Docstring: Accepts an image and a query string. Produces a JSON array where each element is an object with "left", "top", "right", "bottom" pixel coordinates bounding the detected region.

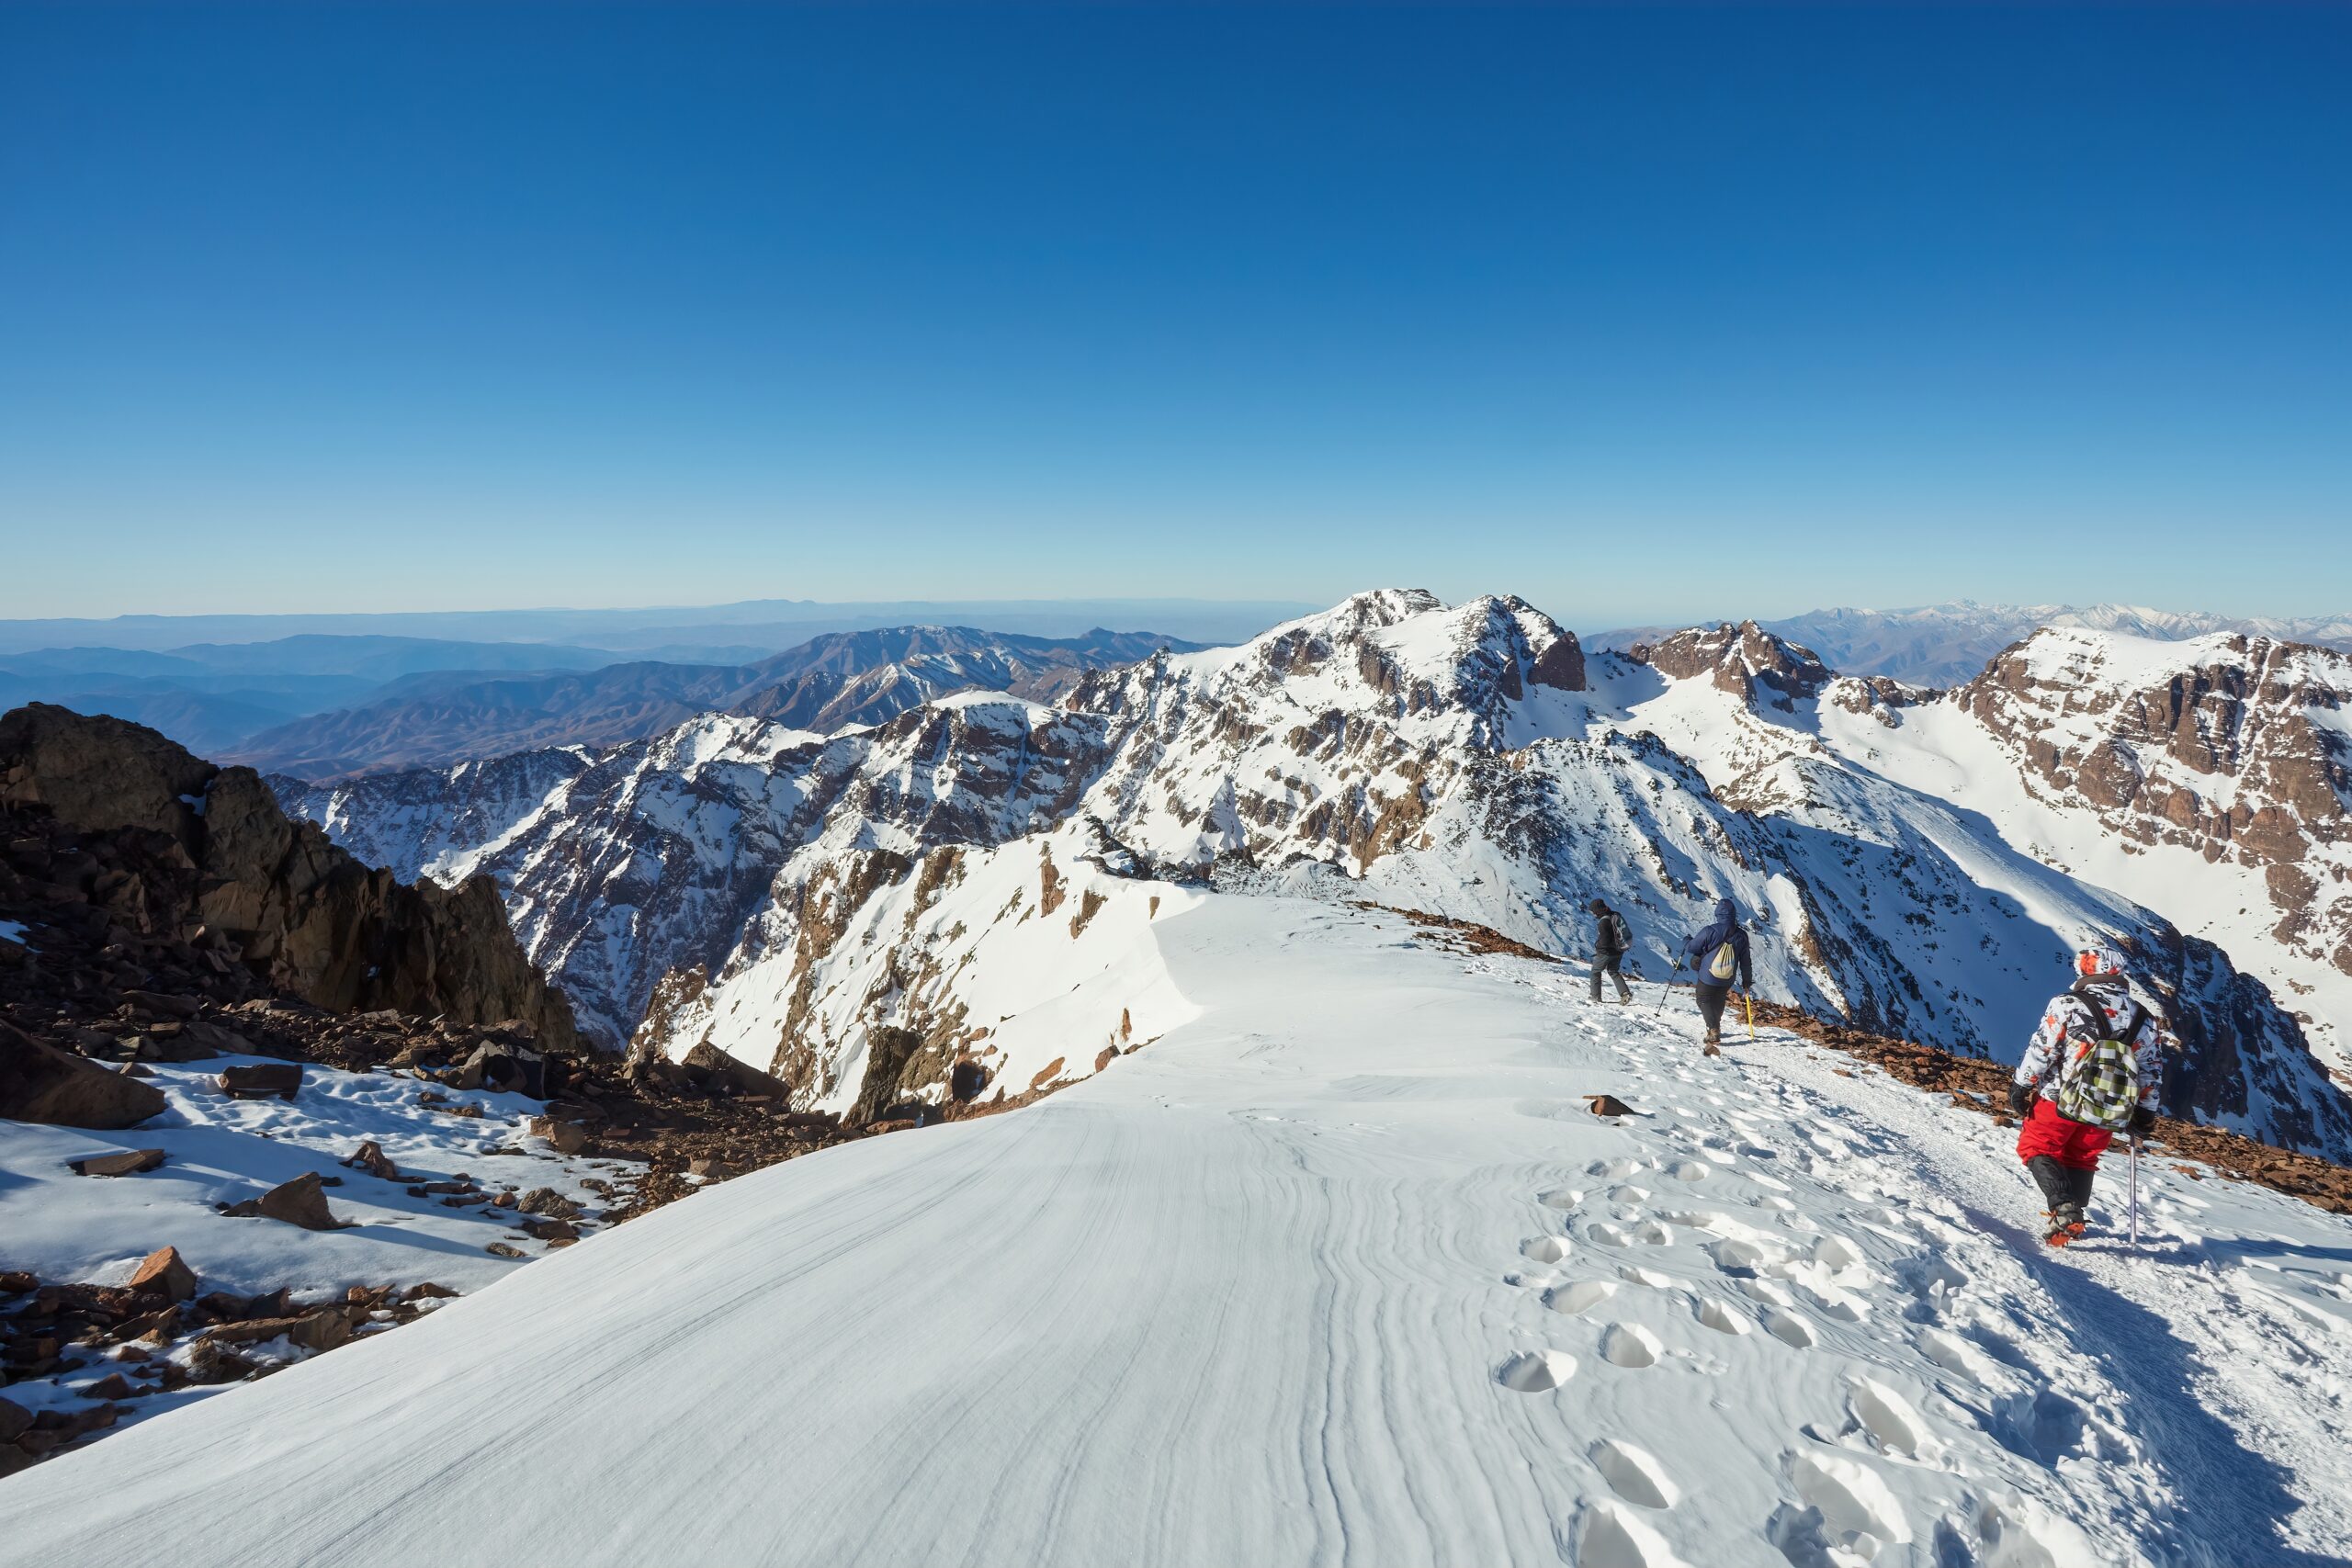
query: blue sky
[{"left": 3, "top": 3, "right": 2346, "bottom": 628}]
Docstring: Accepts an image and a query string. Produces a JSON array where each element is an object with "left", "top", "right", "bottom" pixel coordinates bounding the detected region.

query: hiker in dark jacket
[
  {"left": 1680, "top": 897, "right": 1753, "bottom": 1055},
  {"left": 1588, "top": 897, "right": 1634, "bottom": 1004}
]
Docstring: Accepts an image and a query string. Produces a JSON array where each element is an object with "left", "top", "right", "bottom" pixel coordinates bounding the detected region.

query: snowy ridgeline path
[{"left": 6, "top": 898, "right": 2352, "bottom": 1567}]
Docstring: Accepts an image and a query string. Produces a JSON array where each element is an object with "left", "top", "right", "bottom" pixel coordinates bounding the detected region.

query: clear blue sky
[{"left": 3, "top": 3, "right": 2346, "bottom": 627}]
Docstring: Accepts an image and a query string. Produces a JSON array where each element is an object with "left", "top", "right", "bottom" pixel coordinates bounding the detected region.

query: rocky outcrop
[
  {"left": 1959, "top": 631, "right": 2352, "bottom": 980},
  {"left": 1627, "top": 622, "right": 1833, "bottom": 713},
  {"left": 0, "top": 704, "right": 578, "bottom": 1054}
]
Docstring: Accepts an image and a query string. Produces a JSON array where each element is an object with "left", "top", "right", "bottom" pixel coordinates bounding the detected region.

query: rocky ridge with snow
[{"left": 280, "top": 592, "right": 2352, "bottom": 1160}]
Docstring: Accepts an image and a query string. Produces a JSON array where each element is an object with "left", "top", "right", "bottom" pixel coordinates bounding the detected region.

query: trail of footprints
[{"left": 1490, "top": 1021, "right": 2105, "bottom": 1567}]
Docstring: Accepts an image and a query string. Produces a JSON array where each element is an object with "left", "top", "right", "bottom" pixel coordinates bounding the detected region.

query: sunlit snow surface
[{"left": 7, "top": 897, "right": 2351, "bottom": 1566}]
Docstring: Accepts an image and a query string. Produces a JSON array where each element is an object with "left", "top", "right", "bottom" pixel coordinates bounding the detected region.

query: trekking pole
[
  {"left": 1743, "top": 991, "right": 1756, "bottom": 1042},
  {"left": 1655, "top": 957, "right": 1679, "bottom": 1014},
  {"left": 2128, "top": 1134, "right": 2142, "bottom": 1251}
]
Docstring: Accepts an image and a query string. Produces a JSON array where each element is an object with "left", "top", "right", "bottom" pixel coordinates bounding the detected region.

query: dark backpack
[{"left": 1601, "top": 912, "right": 1630, "bottom": 953}]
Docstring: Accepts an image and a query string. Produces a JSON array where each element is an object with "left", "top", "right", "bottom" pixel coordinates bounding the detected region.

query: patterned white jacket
[{"left": 2014, "top": 976, "right": 2165, "bottom": 1097}]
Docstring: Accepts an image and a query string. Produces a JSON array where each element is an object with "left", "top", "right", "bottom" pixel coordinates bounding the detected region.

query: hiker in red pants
[{"left": 2007, "top": 946, "right": 2165, "bottom": 1247}]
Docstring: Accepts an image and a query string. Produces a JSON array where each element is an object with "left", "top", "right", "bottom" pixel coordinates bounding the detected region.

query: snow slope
[
  {"left": 8, "top": 896, "right": 2350, "bottom": 1566},
  {"left": 0, "top": 1054, "right": 630, "bottom": 1448}
]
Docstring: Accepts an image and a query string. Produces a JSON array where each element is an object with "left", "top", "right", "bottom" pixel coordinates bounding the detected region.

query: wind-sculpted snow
[
  {"left": 10, "top": 898, "right": 2352, "bottom": 1566},
  {"left": 289, "top": 590, "right": 2352, "bottom": 1159}
]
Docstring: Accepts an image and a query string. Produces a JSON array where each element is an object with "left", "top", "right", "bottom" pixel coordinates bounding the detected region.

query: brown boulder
[
  {"left": 127, "top": 1246, "right": 198, "bottom": 1304},
  {"left": 527, "top": 1115, "right": 588, "bottom": 1155},
  {"left": 122, "top": 988, "right": 200, "bottom": 1019},
  {"left": 0, "top": 1019, "right": 167, "bottom": 1128},
  {"left": 202, "top": 1310, "right": 353, "bottom": 1353},
  {"left": 84, "top": 1371, "right": 134, "bottom": 1401},
  {"left": 223, "top": 1171, "right": 347, "bottom": 1230},
  {"left": 69, "top": 1148, "right": 166, "bottom": 1178},
  {"left": 681, "top": 1043, "right": 791, "bottom": 1100},
  {"left": 340, "top": 1140, "right": 401, "bottom": 1180},
  {"left": 0, "top": 1393, "right": 30, "bottom": 1443},
  {"left": 1585, "top": 1093, "right": 1636, "bottom": 1118},
  {"left": 218, "top": 1062, "right": 303, "bottom": 1100}
]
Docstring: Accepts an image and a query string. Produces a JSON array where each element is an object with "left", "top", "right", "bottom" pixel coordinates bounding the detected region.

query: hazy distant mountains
[
  {"left": 227, "top": 626, "right": 1193, "bottom": 778},
  {"left": 1595, "top": 601, "right": 2352, "bottom": 686},
  {"left": 0, "top": 597, "right": 1317, "bottom": 657},
  {"left": 0, "top": 599, "right": 1290, "bottom": 773}
]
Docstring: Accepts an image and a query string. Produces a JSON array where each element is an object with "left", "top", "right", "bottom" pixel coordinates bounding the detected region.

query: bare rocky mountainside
[
  {"left": 1597, "top": 601, "right": 2352, "bottom": 686},
  {"left": 278, "top": 590, "right": 2352, "bottom": 1162},
  {"left": 227, "top": 626, "right": 1191, "bottom": 779}
]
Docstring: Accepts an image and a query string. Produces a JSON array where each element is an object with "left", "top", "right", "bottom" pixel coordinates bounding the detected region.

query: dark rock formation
[
  {"left": 0, "top": 1019, "right": 166, "bottom": 1128},
  {"left": 0, "top": 704, "right": 578, "bottom": 1053}
]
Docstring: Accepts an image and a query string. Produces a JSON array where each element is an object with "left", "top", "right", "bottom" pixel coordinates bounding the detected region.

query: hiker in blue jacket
[{"left": 1681, "top": 897, "right": 1753, "bottom": 1056}]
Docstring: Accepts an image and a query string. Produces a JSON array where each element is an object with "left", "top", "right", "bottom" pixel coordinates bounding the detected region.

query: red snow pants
[{"left": 2016, "top": 1099, "right": 2111, "bottom": 1170}]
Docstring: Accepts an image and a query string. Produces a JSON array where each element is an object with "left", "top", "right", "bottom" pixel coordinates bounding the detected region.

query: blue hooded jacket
[{"left": 1682, "top": 897, "right": 1753, "bottom": 990}]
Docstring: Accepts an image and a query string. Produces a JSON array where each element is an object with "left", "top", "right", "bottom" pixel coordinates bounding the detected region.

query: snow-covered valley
[{"left": 8, "top": 894, "right": 2352, "bottom": 1566}]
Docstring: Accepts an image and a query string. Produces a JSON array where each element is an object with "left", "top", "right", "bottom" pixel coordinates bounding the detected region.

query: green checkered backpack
[{"left": 2052, "top": 987, "right": 2147, "bottom": 1131}]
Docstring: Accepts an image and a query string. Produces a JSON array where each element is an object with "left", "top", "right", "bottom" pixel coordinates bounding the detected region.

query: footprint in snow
[
  {"left": 1495, "top": 1348, "right": 1577, "bottom": 1393},
  {"left": 1521, "top": 1235, "right": 1571, "bottom": 1265},
  {"left": 1695, "top": 1297, "right": 1752, "bottom": 1336},
  {"left": 1575, "top": 1500, "right": 1692, "bottom": 1568},
  {"left": 1589, "top": 1438, "right": 1679, "bottom": 1508},
  {"left": 1545, "top": 1279, "right": 1617, "bottom": 1315},
  {"left": 1600, "top": 1323, "right": 1664, "bottom": 1369}
]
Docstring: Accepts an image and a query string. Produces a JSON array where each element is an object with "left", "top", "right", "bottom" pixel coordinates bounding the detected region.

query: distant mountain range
[
  {"left": 0, "top": 597, "right": 1318, "bottom": 656},
  {"left": 225, "top": 626, "right": 1194, "bottom": 777},
  {"left": 1594, "top": 602, "right": 2352, "bottom": 686}
]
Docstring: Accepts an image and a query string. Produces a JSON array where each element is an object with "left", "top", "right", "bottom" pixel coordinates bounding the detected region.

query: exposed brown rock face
[
  {"left": 1959, "top": 632, "right": 2352, "bottom": 979},
  {"left": 1627, "top": 622, "right": 1833, "bottom": 713},
  {"left": 0, "top": 1018, "right": 167, "bottom": 1128},
  {"left": 0, "top": 705, "right": 578, "bottom": 1053}
]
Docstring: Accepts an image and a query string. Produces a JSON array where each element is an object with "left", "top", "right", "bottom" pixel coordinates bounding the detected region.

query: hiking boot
[
  {"left": 2044, "top": 1201, "right": 2086, "bottom": 1247},
  {"left": 1702, "top": 1037, "right": 1722, "bottom": 1058}
]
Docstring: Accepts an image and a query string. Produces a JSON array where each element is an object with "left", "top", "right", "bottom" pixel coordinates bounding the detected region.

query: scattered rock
[
  {"left": 126, "top": 1246, "right": 198, "bottom": 1304},
  {"left": 527, "top": 1115, "right": 589, "bottom": 1155},
  {"left": 221, "top": 1171, "right": 346, "bottom": 1231},
  {"left": 403, "top": 1281, "right": 458, "bottom": 1301},
  {"left": 69, "top": 1147, "right": 166, "bottom": 1178},
  {"left": 1585, "top": 1093, "right": 1635, "bottom": 1118},
  {"left": 515, "top": 1188, "right": 582, "bottom": 1220},
  {"left": 202, "top": 1310, "right": 353, "bottom": 1353},
  {"left": 0, "top": 1393, "right": 31, "bottom": 1443},
  {"left": 84, "top": 1371, "right": 134, "bottom": 1401},
  {"left": 484, "top": 1242, "right": 527, "bottom": 1259},
  {"left": 217, "top": 1062, "right": 303, "bottom": 1100},
  {"left": 339, "top": 1140, "right": 401, "bottom": 1181}
]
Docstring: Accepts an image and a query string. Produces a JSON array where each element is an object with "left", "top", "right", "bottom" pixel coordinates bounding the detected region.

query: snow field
[
  {"left": 0, "top": 1055, "right": 631, "bottom": 1441},
  {"left": 11, "top": 896, "right": 2346, "bottom": 1562}
]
